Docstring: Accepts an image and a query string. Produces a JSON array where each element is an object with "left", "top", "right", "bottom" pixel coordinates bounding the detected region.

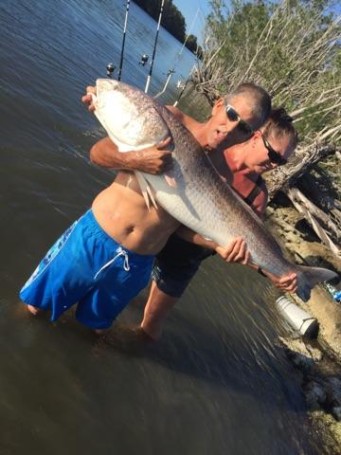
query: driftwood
[
  {"left": 287, "top": 187, "right": 340, "bottom": 256},
  {"left": 264, "top": 143, "right": 341, "bottom": 258},
  {"left": 265, "top": 143, "right": 337, "bottom": 198}
]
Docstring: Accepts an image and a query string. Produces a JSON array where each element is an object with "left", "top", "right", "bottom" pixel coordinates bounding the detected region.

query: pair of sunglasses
[
  {"left": 262, "top": 136, "right": 287, "bottom": 165},
  {"left": 225, "top": 104, "right": 254, "bottom": 135}
]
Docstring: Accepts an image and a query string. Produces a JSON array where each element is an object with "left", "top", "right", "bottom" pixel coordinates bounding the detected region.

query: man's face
[
  {"left": 245, "top": 132, "right": 294, "bottom": 173},
  {"left": 206, "top": 95, "right": 256, "bottom": 150}
]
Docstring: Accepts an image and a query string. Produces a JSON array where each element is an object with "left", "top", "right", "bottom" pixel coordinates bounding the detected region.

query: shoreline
[
  {"left": 266, "top": 204, "right": 341, "bottom": 452},
  {"left": 179, "top": 87, "right": 341, "bottom": 448}
]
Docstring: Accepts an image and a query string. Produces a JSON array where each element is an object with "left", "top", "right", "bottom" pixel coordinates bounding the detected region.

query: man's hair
[
  {"left": 263, "top": 107, "right": 298, "bottom": 148},
  {"left": 229, "top": 82, "right": 272, "bottom": 129}
]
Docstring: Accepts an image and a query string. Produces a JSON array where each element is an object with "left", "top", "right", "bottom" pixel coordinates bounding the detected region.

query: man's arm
[
  {"left": 82, "top": 87, "right": 173, "bottom": 174},
  {"left": 175, "top": 226, "right": 250, "bottom": 264},
  {"left": 251, "top": 187, "right": 268, "bottom": 218},
  {"left": 252, "top": 266, "right": 298, "bottom": 293},
  {"left": 248, "top": 187, "right": 298, "bottom": 292},
  {"left": 90, "top": 136, "right": 173, "bottom": 174},
  {"left": 176, "top": 226, "right": 298, "bottom": 292}
]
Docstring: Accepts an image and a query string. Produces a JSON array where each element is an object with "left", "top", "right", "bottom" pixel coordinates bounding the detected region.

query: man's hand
[
  {"left": 81, "top": 86, "right": 96, "bottom": 112},
  {"left": 264, "top": 271, "right": 298, "bottom": 293},
  {"left": 215, "top": 237, "right": 298, "bottom": 293},
  {"left": 90, "top": 136, "right": 173, "bottom": 174},
  {"left": 133, "top": 137, "right": 173, "bottom": 174},
  {"left": 215, "top": 237, "right": 250, "bottom": 264}
]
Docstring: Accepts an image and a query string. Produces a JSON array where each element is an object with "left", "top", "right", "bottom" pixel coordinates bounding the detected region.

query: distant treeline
[{"left": 133, "top": 0, "right": 202, "bottom": 57}]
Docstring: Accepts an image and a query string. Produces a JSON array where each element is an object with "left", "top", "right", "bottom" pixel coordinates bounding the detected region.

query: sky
[{"left": 171, "top": 0, "right": 212, "bottom": 45}]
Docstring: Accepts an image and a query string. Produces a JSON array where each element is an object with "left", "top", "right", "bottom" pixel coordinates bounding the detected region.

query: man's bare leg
[{"left": 140, "top": 280, "right": 178, "bottom": 340}]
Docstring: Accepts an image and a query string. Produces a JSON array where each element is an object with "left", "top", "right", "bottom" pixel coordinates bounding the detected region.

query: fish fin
[
  {"left": 146, "top": 182, "right": 158, "bottom": 209},
  {"left": 135, "top": 172, "right": 151, "bottom": 210},
  {"left": 135, "top": 172, "right": 158, "bottom": 210},
  {"left": 164, "top": 173, "right": 177, "bottom": 188},
  {"left": 296, "top": 265, "right": 338, "bottom": 302}
]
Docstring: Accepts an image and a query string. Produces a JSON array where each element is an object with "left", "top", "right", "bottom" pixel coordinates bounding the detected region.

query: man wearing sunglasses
[
  {"left": 135, "top": 107, "right": 298, "bottom": 340},
  {"left": 216, "top": 107, "right": 296, "bottom": 216}
]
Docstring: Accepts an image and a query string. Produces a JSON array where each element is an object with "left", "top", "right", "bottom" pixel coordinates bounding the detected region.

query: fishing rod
[
  {"left": 173, "top": 66, "right": 195, "bottom": 107},
  {"left": 144, "top": 0, "right": 165, "bottom": 94},
  {"left": 117, "top": 0, "right": 131, "bottom": 81},
  {"left": 153, "top": 69, "right": 175, "bottom": 98},
  {"left": 154, "top": 7, "right": 200, "bottom": 99}
]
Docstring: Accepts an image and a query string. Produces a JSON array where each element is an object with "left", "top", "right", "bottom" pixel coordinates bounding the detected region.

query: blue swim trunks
[{"left": 20, "top": 210, "right": 154, "bottom": 329}]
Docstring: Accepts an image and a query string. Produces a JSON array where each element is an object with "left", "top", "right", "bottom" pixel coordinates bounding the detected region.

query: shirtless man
[
  {"left": 19, "top": 82, "right": 271, "bottom": 332},
  {"left": 90, "top": 106, "right": 298, "bottom": 340}
]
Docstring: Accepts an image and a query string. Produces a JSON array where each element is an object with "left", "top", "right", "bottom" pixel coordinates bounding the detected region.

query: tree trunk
[
  {"left": 265, "top": 143, "right": 337, "bottom": 198},
  {"left": 287, "top": 187, "right": 340, "bottom": 255},
  {"left": 264, "top": 143, "right": 340, "bottom": 256}
]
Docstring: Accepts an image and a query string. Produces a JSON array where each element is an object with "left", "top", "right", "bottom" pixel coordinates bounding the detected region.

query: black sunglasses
[
  {"left": 225, "top": 104, "right": 253, "bottom": 135},
  {"left": 262, "top": 136, "right": 287, "bottom": 166}
]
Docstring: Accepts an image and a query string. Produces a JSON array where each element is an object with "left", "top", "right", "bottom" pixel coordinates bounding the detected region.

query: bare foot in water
[
  {"left": 27, "top": 304, "right": 41, "bottom": 316},
  {"left": 96, "top": 325, "right": 155, "bottom": 351}
]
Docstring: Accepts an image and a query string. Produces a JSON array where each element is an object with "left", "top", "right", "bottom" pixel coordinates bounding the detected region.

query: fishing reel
[
  {"left": 106, "top": 63, "right": 116, "bottom": 77},
  {"left": 139, "top": 54, "right": 149, "bottom": 66}
]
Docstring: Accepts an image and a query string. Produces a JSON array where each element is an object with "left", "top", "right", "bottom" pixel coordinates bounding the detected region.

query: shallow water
[{"left": 0, "top": 0, "right": 324, "bottom": 453}]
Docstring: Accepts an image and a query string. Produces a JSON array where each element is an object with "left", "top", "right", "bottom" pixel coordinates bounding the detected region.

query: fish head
[{"left": 93, "top": 79, "right": 170, "bottom": 152}]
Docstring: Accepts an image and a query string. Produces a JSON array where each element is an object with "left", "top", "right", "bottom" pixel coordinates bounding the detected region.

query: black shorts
[
  {"left": 151, "top": 258, "right": 201, "bottom": 298},
  {"left": 152, "top": 234, "right": 214, "bottom": 298}
]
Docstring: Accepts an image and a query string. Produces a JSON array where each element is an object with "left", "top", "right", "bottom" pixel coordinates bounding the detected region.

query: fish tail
[{"left": 296, "top": 265, "right": 338, "bottom": 302}]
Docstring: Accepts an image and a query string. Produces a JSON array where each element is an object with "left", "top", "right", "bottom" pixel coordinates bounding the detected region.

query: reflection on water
[{"left": 0, "top": 0, "right": 324, "bottom": 453}]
